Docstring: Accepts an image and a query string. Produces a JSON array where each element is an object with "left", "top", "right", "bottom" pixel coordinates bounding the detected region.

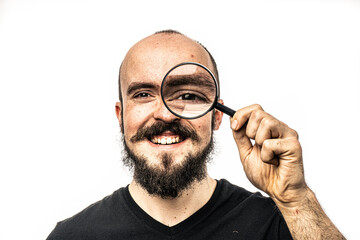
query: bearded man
[{"left": 47, "top": 30, "right": 344, "bottom": 240}]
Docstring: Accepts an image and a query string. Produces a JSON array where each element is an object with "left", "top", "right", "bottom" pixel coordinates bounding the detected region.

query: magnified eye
[
  {"left": 179, "top": 93, "right": 197, "bottom": 100},
  {"left": 161, "top": 62, "right": 235, "bottom": 119},
  {"left": 177, "top": 92, "right": 208, "bottom": 103}
]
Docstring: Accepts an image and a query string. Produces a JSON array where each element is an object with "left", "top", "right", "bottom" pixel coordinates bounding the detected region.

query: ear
[
  {"left": 115, "top": 102, "right": 124, "bottom": 133},
  {"left": 213, "top": 99, "right": 224, "bottom": 130}
]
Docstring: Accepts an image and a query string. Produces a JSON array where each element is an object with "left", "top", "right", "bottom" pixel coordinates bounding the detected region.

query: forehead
[{"left": 120, "top": 34, "right": 213, "bottom": 92}]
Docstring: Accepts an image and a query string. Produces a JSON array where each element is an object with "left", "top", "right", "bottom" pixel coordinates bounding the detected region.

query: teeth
[{"left": 151, "top": 136, "right": 181, "bottom": 145}]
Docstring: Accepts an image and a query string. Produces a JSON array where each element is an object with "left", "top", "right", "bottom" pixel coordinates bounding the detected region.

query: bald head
[{"left": 118, "top": 30, "right": 219, "bottom": 102}]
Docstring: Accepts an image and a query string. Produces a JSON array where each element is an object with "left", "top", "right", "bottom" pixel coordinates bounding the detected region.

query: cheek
[
  {"left": 193, "top": 117, "right": 213, "bottom": 140},
  {"left": 123, "top": 102, "right": 154, "bottom": 135}
]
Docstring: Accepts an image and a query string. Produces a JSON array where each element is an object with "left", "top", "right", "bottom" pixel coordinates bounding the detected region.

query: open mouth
[{"left": 149, "top": 134, "right": 184, "bottom": 145}]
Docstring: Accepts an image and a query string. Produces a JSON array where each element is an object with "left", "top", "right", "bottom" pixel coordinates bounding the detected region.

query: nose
[{"left": 153, "top": 98, "right": 180, "bottom": 123}]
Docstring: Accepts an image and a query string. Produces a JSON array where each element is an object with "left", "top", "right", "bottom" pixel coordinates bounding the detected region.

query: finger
[
  {"left": 230, "top": 105, "right": 264, "bottom": 163},
  {"left": 255, "top": 116, "right": 281, "bottom": 146},
  {"left": 260, "top": 139, "right": 280, "bottom": 165},
  {"left": 245, "top": 110, "right": 293, "bottom": 143},
  {"left": 261, "top": 138, "right": 302, "bottom": 164},
  {"left": 230, "top": 104, "right": 264, "bottom": 131},
  {"left": 256, "top": 118, "right": 298, "bottom": 146},
  {"left": 232, "top": 123, "right": 253, "bottom": 164},
  {"left": 245, "top": 109, "right": 268, "bottom": 140}
]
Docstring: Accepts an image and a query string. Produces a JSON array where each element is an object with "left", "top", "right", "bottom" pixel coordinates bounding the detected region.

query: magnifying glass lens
[{"left": 162, "top": 63, "right": 217, "bottom": 119}]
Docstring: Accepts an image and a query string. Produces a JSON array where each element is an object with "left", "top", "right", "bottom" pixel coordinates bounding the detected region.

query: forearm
[{"left": 274, "top": 187, "right": 345, "bottom": 240}]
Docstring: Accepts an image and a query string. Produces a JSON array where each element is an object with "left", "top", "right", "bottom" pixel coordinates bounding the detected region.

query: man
[{"left": 47, "top": 30, "right": 345, "bottom": 239}]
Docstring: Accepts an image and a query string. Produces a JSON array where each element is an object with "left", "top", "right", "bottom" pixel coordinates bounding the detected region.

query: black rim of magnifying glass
[{"left": 161, "top": 62, "right": 219, "bottom": 120}]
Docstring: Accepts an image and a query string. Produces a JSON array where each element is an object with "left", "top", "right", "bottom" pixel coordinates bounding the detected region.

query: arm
[
  {"left": 275, "top": 187, "right": 344, "bottom": 239},
  {"left": 230, "top": 104, "right": 345, "bottom": 239}
]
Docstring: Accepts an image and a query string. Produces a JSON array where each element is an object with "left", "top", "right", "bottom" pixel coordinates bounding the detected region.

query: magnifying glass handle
[{"left": 215, "top": 102, "right": 236, "bottom": 117}]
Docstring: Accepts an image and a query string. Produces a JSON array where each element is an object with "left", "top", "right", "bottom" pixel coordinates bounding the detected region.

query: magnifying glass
[{"left": 161, "top": 62, "right": 236, "bottom": 119}]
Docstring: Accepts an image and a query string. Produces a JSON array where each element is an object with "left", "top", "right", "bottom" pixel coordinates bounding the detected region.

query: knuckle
[
  {"left": 290, "top": 139, "right": 302, "bottom": 153},
  {"left": 252, "top": 103, "right": 264, "bottom": 111},
  {"left": 292, "top": 129, "right": 299, "bottom": 139},
  {"left": 262, "top": 139, "right": 272, "bottom": 149},
  {"left": 294, "top": 140, "right": 302, "bottom": 150},
  {"left": 252, "top": 109, "right": 265, "bottom": 120},
  {"left": 261, "top": 117, "right": 279, "bottom": 132},
  {"left": 262, "top": 116, "right": 274, "bottom": 127},
  {"left": 285, "top": 127, "right": 299, "bottom": 139}
]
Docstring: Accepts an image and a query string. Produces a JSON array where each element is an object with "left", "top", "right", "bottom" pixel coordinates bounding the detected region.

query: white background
[{"left": 1, "top": 0, "right": 359, "bottom": 239}]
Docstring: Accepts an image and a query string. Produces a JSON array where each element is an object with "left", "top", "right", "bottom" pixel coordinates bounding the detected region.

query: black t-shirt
[{"left": 47, "top": 179, "right": 292, "bottom": 239}]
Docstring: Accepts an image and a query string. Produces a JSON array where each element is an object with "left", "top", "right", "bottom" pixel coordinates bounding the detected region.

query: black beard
[{"left": 121, "top": 122, "right": 214, "bottom": 199}]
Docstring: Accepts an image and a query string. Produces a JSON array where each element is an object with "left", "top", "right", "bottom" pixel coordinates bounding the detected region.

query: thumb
[{"left": 231, "top": 118, "right": 253, "bottom": 163}]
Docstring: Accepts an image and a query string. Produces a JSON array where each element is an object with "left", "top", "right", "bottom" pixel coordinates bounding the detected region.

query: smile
[{"left": 150, "top": 135, "right": 183, "bottom": 145}]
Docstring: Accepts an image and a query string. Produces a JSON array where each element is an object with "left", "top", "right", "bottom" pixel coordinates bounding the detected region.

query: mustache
[{"left": 130, "top": 121, "right": 200, "bottom": 143}]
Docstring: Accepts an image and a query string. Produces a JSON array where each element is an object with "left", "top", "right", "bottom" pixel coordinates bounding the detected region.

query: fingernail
[{"left": 231, "top": 120, "right": 238, "bottom": 130}]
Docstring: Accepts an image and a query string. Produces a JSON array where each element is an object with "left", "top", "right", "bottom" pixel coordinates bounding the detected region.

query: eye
[
  {"left": 179, "top": 93, "right": 197, "bottom": 100},
  {"left": 178, "top": 93, "right": 208, "bottom": 103},
  {"left": 134, "top": 92, "right": 150, "bottom": 98}
]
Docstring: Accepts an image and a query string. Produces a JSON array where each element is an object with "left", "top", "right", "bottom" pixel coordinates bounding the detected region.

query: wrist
[{"left": 272, "top": 186, "right": 314, "bottom": 214}]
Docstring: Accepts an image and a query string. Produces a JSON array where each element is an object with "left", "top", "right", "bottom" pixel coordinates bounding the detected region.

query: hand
[{"left": 231, "top": 104, "right": 307, "bottom": 205}]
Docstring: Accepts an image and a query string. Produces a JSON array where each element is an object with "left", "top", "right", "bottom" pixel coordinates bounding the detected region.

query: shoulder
[
  {"left": 47, "top": 187, "right": 126, "bottom": 240},
  {"left": 208, "top": 179, "right": 291, "bottom": 239},
  {"left": 218, "top": 179, "right": 273, "bottom": 202},
  {"left": 216, "top": 179, "right": 280, "bottom": 215}
]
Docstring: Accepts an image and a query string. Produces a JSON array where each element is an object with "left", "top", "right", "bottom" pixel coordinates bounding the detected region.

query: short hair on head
[
  {"left": 118, "top": 29, "right": 220, "bottom": 102},
  {"left": 154, "top": 29, "right": 182, "bottom": 35}
]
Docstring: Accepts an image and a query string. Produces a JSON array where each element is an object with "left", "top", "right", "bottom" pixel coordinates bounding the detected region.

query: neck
[{"left": 128, "top": 175, "right": 217, "bottom": 227}]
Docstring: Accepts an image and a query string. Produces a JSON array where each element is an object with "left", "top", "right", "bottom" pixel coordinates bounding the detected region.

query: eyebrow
[
  {"left": 126, "top": 82, "right": 159, "bottom": 96},
  {"left": 165, "top": 74, "right": 215, "bottom": 89}
]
